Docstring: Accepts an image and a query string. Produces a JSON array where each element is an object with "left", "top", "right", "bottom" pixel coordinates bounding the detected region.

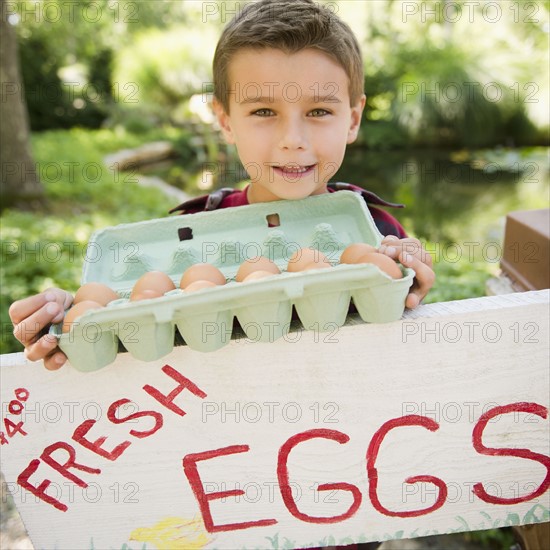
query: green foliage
[
  {"left": 1, "top": 128, "right": 177, "bottom": 355},
  {"left": 28, "top": 128, "right": 176, "bottom": 216},
  {"left": 17, "top": 33, "right": 75, "bottom": 130},
  {"left": 425, "top": 250, "right": 496, "bottom": 304},
  {"left": 356, "top": 120, "right": 409, "bottom": 151},
  {"left": 357, "top": 0, "right": 549, "bottom": 149},
  {"left": 14, "top": 0, "right": 124, "bottom": 129},
  {"left": 12, "top": 0, "right": 192, "bottom": 130},
  {"left": 112, "top": 25, "right": 217, "bottom": 122},
  {"left": 360, "top": 42, "right": 540, "bottom": 149},
  {"left": 464, "top": 527, "right": 516, "bottom": 549}
]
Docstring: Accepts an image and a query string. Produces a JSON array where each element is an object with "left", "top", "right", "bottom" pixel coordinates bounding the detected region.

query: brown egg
[
  {"left": 242, "top": 270, "right": 277, "bottom": 282},
  {"left": 340, "top": 243, "right": 378, "bottom": 264},
  {"left": 184, "top": 280, "right": 218, "bottom": 292},
  {"left": 180, "top": 263, "right": 226, "bottom": 289},
  {"left": 287, "top": 248, "right": 331, "bottom": 272},
  {"left": 236, "top": 257, "right": 280, "bottom": 282},
  {"left": 73, "top": 282, "right": 119, "bottom": 306},
  {"left": 130, "top": 289, "right": 163, "bottom": 301},
  {"left": 300, "top": 261, "right": 332, "bottom": 271},
  {"left": 131, "top": 271, "right": 175, "bottom": 300},
  {"left": 358, "top": 252, "right": 403, "bottom": 279},
  {"left": 62, "top": 300, "right": 103, "bottom": 333}
]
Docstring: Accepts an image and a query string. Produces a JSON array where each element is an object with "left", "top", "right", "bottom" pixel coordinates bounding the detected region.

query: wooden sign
[{"left": 1, "top": 291, "right": 549, "bottom": 550}]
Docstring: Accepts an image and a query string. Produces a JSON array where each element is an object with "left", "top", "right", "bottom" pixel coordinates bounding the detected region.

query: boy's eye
[
  {"left": 252, "top": 108, "right": 275, "bottom": 117},
  {"left": 308, "top": 108, "right": 331, "bottom": 117}
]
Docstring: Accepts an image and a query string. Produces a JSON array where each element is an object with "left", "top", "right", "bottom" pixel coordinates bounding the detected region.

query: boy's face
[{"left": 214, "top": 48, "right": 366, "bottom": 203}]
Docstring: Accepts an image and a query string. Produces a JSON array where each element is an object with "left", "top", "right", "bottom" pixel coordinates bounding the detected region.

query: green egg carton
[{"left": 55, "top": 191, "right": 414, "bottom": 371}]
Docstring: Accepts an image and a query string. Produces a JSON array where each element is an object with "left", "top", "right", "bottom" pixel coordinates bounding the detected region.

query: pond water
[
  {"left": 144, "top": 146, "right": 549, "bottom": 245},
  {"left": 335, "top": 147, "right": 549, "bottom": 244}
]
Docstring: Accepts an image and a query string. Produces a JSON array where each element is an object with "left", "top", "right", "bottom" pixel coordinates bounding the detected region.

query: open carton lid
[{"left": 83, "top": 191, "right": 386, "bottom": 292}]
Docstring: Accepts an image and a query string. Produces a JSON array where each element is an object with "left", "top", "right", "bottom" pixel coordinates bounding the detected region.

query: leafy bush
[
  {"left": 360, "top": 43, "right": 541, "bottom": 149},
  {"left": 464, "top": 526, "right": 516, "bottom": 549},
  {"left": 15, "top": 0, "right": 119, "bottom": 130},
  {"left": 112, "top": 25, "right": 218, "bottom": 122}
]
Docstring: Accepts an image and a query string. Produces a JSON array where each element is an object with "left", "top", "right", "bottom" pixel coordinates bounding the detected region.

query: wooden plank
[{"left": 1, "top": 291, "right": 549, "bottom": 550}]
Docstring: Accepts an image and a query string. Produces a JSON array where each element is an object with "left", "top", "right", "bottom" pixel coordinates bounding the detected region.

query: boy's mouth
[{"left": 274, "top": 164, "right": 316, "bottom": 177}]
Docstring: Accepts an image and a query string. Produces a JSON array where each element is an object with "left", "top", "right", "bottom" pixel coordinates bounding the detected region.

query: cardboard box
[{"left": 501, "top": 209, "right": 550, "bottom": 291}]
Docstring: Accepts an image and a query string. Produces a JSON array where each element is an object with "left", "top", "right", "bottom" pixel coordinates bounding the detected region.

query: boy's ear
[
  {"left": 347, "top": 94, "right": 367, "bottom": 144},
  {"left": 212, "top": 97, "right": 235, "bottom": 144}
]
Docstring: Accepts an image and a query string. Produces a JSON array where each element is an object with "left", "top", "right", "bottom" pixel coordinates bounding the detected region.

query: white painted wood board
[{"left": 1, "top": 291, "right": 549, "bottom": 549}]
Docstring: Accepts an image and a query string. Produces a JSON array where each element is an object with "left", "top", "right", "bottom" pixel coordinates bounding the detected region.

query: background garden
[{"left": 1, "top": 2, "right": 549, "bottom": 548}]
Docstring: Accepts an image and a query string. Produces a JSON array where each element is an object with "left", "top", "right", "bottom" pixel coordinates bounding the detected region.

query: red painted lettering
[
  {"left": 3, "top": 417, "right": 27, "bottom": 438},
  {"left": 73, "top": 420, "right": 131, "bottom": 461},
  {"left": 277, "top": 429, "right": 362, "bottom": 523},
  {"left": 41, "top": 441, "right": 100, "bottom": 487},
  {"left": 15, "top": 387, "right": 29, "bottom": 402},
  {"left": 183, "top": 445, "right": 277, "bottom": 532},
  {"left": 17, "top": 459, "right": 68, "bottom": 512},
  {"left": 143, "top": 364, "right": 207, "bottom": 416},
  {"left": 472, "top": 402, "right": 550, "bottom": 504},
  {"left": 107, "top": 398, "right": 164, "bottom": 438},
  {"left": 17, "top": 442, "right": 101, "bottom": 512},
  {"left": 367, "top": 415, "right": 447, "bottom": 517}
]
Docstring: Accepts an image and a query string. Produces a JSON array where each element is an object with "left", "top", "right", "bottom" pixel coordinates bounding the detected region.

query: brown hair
[{"left": 213, "top": 0, "right": 364, "bottom": 112}]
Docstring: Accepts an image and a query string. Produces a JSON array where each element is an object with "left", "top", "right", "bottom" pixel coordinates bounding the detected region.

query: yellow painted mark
[{"left": 130, "top": 515, "right": 212, "bottom": 550}]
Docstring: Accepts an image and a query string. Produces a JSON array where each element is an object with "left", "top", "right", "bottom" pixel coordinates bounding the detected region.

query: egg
[
  {"left": 287, "top": 248, "right": 331, "bottom": 272},
  {"left": 130, "top": 289, "right": 163, "bottom": 301},
  {"left": 339, "top": 243, "right": 378, "bottom": 264},
  {"left": 357, "top": 252, "right": 403, "bottom": 279},
  {"left": 242, "top": 270, "right": 277, "bottom": 282},
  {"left": 73, "top": 282, "right": 119, "bottom": 306},
  {"left": 236, "top": 256, "right": 280, "bottom": 282},
  {"left": 131, "top": 271, "right": 175, "bottom": 300},
  {"left": 62, "top": 300, "right": 103, "bottom": 333},
  {"left": 184, "top": 280, "right": 218, "bottom": 292},
  {"left": 180, "top": 263, "right": 226, "bottom": 289}
]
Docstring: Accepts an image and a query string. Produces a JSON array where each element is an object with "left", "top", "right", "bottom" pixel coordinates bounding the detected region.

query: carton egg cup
[{"left": 53, "top": 191, "right": 415, "bottom": 371}]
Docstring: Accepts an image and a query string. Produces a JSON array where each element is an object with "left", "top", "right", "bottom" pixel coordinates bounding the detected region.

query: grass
[{"left": 423, "top": 241, "right": 499, "bottom": 304}]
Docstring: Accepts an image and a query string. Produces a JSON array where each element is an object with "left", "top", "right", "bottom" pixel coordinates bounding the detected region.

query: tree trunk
[{"left": 0, "top": 2, "right": 43, "bottom": 209}]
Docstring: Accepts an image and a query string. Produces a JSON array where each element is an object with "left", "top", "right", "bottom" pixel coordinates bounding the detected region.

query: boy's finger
[
  {"left": 44, "top": 351, "right": 68, "bottom": 371},
  {"left": 405, "top": 292, "right": 421, "bottom": 309},
  {"left": 9, "top": 289, "right": 72, "bottom": 325},
  {"left": 416, "top": 246, "right": 433, "bottom": 267},
  {"left": 399, "top": 252, "right": 435, "bottom": 302},
  {"left": 9, "top": 294, "right": 48, "bottom": 325},
  {"left": 23, "top": 334, "right": 59, "bottom": 362},
  {"left": 378, "top": 244, "right": 398, "bottom": 259},
  {"left": 378, "top": 240, "right": 433, "bottom": 267},
  {"left": 383, "top": 237, "right": 422, "bottom": 256},
  {"left": 13, "top": 302, "right": 65, "bottom": 346}
]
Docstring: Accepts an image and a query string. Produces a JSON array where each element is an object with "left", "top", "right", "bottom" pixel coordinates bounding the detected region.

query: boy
[{"left": 10, "top": 0, "right": 434, "bottom": 375}]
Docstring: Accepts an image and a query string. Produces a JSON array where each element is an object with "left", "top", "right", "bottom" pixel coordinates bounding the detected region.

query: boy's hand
[
  {"left": 377, "top": 235, "right": 435, "bottom": 309},
  {"left": 9, "top": 288, "right": 73, "bottom": 370}
]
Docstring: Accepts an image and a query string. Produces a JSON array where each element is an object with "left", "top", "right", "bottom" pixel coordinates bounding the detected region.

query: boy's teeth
[{"left": 282, "top": 165, "right": 309, "bottom": 173}]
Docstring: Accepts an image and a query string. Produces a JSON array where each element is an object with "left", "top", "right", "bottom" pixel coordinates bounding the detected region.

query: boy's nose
[{"left": 278, "top": 118, "right": 308, "bottom": 150}]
